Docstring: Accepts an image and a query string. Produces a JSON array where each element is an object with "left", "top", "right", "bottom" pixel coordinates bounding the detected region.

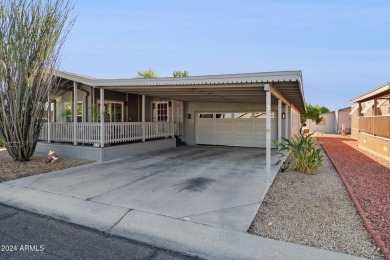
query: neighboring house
[
  {"left": 37, "top": 70, "right": 306, "bottom": 180},
  {"left": 307, "top": 107, "right": 351, "bottom": 134},
  {"left": 350, "top": 82, "right": 390, "bottom": 159}
]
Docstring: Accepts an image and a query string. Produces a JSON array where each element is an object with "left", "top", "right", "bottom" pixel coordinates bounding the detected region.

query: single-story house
[
  {"left": 307, "top": 107, "right": 351, "bottom": 134},
  {"left": 350, "top": 82, "right": 390, "bottom": 159},
  {"left": 37, "top": 70, "right": 306, "bottom": 182}
]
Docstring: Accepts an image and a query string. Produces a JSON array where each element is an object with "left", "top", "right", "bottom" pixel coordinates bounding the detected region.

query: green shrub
[
  {"left": 274, "top": 131, "right": 323, "bottom": 174},
  {"left": 0, "top": 137, "right": 4, "bottom": 148}
]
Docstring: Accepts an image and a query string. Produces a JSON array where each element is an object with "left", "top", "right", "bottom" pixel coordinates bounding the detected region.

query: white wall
[{"left": 308, "top": 112, "right": 336, "bottom": 134}]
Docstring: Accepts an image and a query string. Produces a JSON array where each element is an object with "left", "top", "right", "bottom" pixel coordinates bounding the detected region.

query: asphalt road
[{"left": 0, "top": 203, "right": 196, "bottom": 260}]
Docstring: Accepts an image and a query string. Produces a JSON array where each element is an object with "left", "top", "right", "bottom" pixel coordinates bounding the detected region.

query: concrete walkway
[{"left": 0, "top": 145, "right": 365, "bottom": 259}]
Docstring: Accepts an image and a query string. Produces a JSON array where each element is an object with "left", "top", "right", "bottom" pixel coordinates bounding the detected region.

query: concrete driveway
[
  {"left": 0, "top": 146, "right": 362, "bottom": 259},
  {"left": 4, "top": 145, "right": 280, "bottom": 231}
]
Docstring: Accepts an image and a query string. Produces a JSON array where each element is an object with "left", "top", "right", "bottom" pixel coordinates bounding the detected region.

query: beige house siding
[
  {"left": 290, "top": 105, "right": 301, "bottom": 137},
  {"left": 351, "top": 106, "right": 359, "bottom": 139},
  {"left": 358, "top": 133, "right": 390, "bottom": 159},
  {"left": 379, "top": 100, "right": 389, "bottom": 115}
]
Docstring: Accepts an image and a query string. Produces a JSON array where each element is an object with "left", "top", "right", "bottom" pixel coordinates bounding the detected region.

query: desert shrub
[{"left": 274, "top": 131, "right": 323, "bottom": 174}]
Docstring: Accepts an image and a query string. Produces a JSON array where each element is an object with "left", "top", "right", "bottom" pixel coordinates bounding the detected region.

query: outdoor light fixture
[
  {"left": 187, "top": 114, "right": 192, "bottom": 119},
  {"left": 282, "top": 113, "right": 286, "bottom": 119}
]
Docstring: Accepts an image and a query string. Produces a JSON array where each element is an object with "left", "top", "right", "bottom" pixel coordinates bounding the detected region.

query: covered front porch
[{"left": 40, "top": 70, "right": 306, "bottom": 182}]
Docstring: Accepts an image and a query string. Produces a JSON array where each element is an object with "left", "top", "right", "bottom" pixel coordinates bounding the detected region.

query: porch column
[
  {"left": 73, "top": 82, "right": 77, "bottom": 145},
  {"left": 373, "top": 98, "right": 378, "bottom": 115},
  {"left": 277, "top": 99, "right": 282, "bottom": 147},
  {"left": 47, "top": 91, "right": 51, "bottom": 143},
  {"left": 142, "top": 95, "right": 146, "bottom": 142},
  {"left": 100, "top": 88, "right": 105, "bottom": 148},
  {"left": 171, "top": 100, "right": 175, "bottom": 138},
  {"left": 285, "top": 104, "right": 289, "bottom": 140},
  {"left": 264, "top": 84, "right": 271, "bottom": 183}
]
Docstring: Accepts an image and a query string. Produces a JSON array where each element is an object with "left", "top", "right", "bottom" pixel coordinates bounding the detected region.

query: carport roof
[{"left": 55, "top": 70, "right": 306, "bottom": 113}]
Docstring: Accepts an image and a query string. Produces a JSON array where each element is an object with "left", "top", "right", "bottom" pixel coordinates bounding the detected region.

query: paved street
[{"left": 0, "top": 203, "right": 195, "bottom": 260}]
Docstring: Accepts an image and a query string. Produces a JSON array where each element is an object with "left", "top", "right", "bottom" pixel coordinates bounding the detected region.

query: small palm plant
[{"left": 274, "top": 130, "right": 323, "bottom": 174}]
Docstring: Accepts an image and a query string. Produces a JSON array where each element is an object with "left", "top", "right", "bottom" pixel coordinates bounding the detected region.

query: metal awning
[{"left": 54, "top": 70, "right": 306, "bottom": 113}]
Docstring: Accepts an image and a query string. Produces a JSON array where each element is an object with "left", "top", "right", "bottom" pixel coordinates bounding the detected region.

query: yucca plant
[{"left": 274, "top": 130, "right": 323, "bottom": 174}]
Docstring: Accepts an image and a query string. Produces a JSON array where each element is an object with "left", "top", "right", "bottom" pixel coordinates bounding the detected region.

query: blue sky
[{"left": 61, "top": 0, "right": 390, "bottom": 111}]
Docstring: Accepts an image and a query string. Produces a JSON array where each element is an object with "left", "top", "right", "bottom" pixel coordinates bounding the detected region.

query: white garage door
[{"left": 196, "top": 112, "right": 277, "bottom": 148}]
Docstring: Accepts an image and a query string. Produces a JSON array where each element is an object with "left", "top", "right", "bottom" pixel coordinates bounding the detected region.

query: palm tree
[
  {"left": 173, "top": 71, "right": 189, "bottom": 77},
  {"left": 137, "top": 68, "right": 157, "bottom": 78}
]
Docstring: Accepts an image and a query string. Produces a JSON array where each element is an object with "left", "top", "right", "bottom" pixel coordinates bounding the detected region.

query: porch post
[
  {"left": 171, "top": 100, "right": 174, "bottom": 138},
  {"left": 142, "top": 95, "right": 146, "bottom": 142},
  {"left": 47, "top": 91, "right": 51, "bottom": 143},
  {"left": 73, "top": 82, "right": 77, "bottom": 145},
  {"left": 277, "top": 99, "right": 282, "bottom": 147},
  {"left": 285, "top": 104, "right": 289, "bottom": 140},
  {"left": 100, "top": 88, "right": 105, "bottom": 148},
  {"left": 264, "top": 84, "right": 271, "bottom": 183}
]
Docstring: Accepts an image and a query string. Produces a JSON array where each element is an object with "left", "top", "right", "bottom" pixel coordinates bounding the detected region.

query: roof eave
[{"left": 350, "top": 82, "right": 390, "bottom": 103}]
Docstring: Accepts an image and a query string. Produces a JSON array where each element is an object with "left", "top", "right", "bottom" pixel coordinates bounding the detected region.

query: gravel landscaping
[
  {"left": 0, "top": 149, "right": 93, "bottom": 183},
  {"left": 249, "top": 146, "right": 384, "bottom": 259}
]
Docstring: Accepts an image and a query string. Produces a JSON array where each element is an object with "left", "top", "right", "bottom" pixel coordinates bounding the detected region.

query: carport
[{"left": 93, "top": 71, "right": 305, "bottom": 182}]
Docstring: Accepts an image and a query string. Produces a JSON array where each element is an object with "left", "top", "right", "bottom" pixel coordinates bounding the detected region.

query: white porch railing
[{"left": 39, "top": 122, "right": 175, "bottom": 145}]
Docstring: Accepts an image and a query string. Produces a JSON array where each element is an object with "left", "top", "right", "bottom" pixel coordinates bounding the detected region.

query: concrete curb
[
  {"left": 108, "top": 209, "right": 364, "bottom": 260},
  {"left": 0, "top": 184, "right": 129, "bottom": 232},
  {"left": 319, "top": 141, "right": 390, "bottom": 260}
]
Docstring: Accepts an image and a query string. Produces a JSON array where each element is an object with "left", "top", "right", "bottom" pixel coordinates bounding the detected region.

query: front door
[{"left": 152, "top": 102, "right": 169, "bottom": 122}]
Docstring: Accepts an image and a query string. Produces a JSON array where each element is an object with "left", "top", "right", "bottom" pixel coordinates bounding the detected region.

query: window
[
  {"left": 216, "top": 113, "right": 232, "bottom": 119},
  {"left": 234, "top": 113, "right": 252, "bottom": 119},
  {"left": 152, "top": 102, "right": 169, "bottom": 122},
  {"left": 97, "top": 101, "right": 124, "bottom": 122},
  {"left": 63, "top": 102, "right": 83, "bottom": 122},
  {"left": 254, "top": 112, "right": 274, "bottom": 119},
  {"left": 199, "top": 113, "right": 214, "bottom": 119}
]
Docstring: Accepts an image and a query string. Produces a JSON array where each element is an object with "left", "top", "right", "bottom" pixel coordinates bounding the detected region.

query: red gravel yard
[{"left": 317, "top": 136, "right": 390, "bottom": 258}]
